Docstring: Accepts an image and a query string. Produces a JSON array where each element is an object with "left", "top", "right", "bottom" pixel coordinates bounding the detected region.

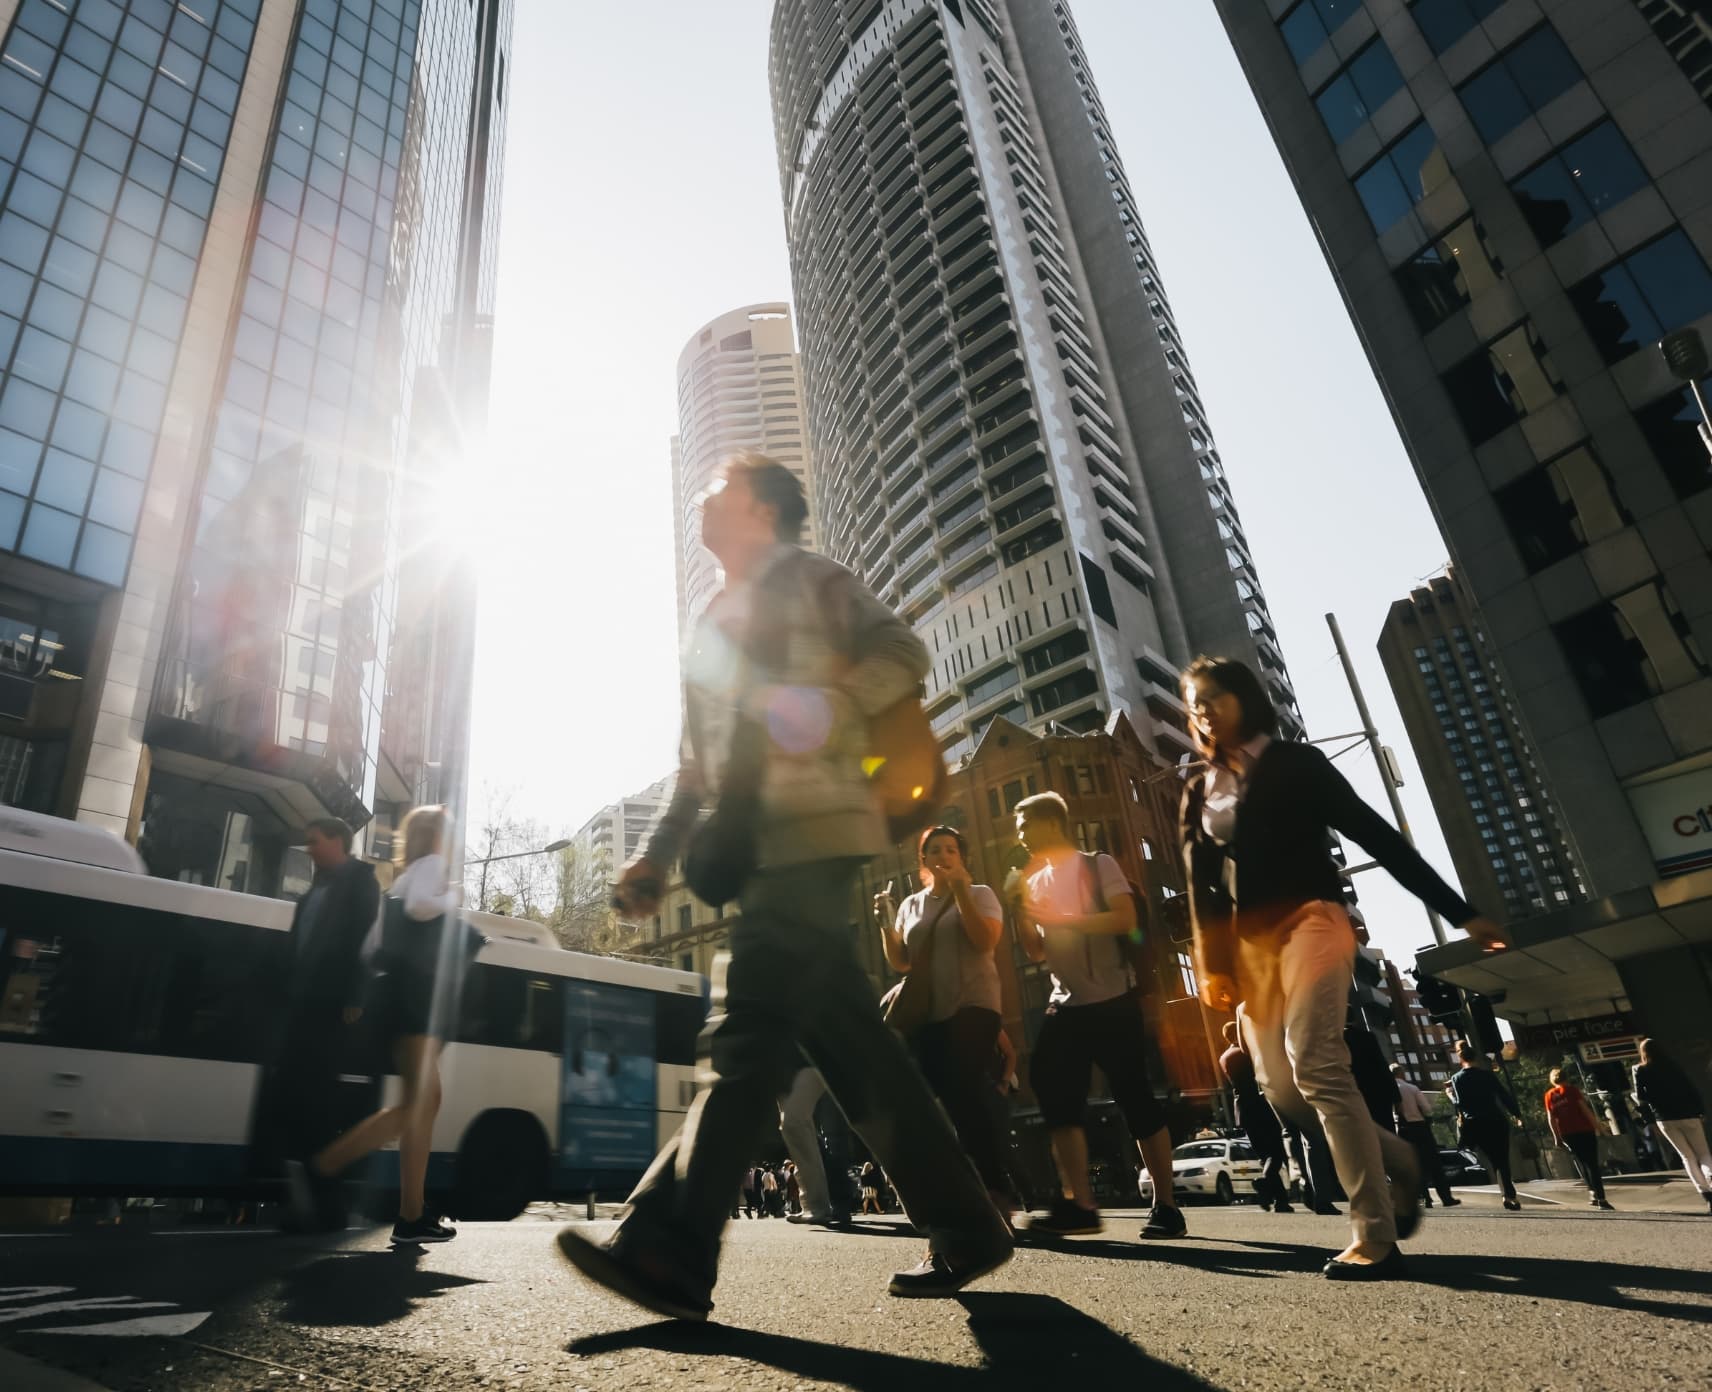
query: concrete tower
[
  {"left": 768, "top": 0, "right": 1307, "bottom": 766},
  {"left": 672, "top": 302, "right": 813, "bottom": 641}
]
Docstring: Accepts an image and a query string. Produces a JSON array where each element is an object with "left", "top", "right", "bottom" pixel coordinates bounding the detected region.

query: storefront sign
[
  {"left": 1626, "top": 762, "right": 1712, "bottom": 878},
  {"left": 1516, "top": 1012, "right": 1636, "bottom": 1051}
]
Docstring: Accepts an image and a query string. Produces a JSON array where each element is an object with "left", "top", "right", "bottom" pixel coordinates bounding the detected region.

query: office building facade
[
  {"left": 768, "top": 0, "right": 1306, "bottom": 766},
  {"left": 1217, "top": 1, "right": 1712, "bottom": 1055},
  {"left": 0, "top": 0, "right": 511, "bottom": 893},
  {"left": 671, "top": 302, "right": 813, "bottom": 642},
  {"left": 1379, "top": 569, "right": 1585, "bottom": 922}
]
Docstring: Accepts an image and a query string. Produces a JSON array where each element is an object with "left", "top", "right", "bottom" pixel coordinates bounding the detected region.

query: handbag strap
[{"left": 910, "top": 890, "right": 957, "bottom": 965}]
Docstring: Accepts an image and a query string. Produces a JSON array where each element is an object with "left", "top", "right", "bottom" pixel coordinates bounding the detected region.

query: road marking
[
  {"left": 0, "top": 1288, "right": 75, "bottom": 1303},
  {"left": 30, "top": 1311, "right": 211, "bottom": 1337},
  {"left": 0, "top": 1298, "right": 179, "bottom": 1326}
]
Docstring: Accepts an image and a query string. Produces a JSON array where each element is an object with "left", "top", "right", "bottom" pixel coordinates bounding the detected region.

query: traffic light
[
  {"left": 1468, "top": 994, "right": 1504, "bottom": 1057},
  {"left": 1412, "top": 970, "right": 1462, "bottom": 1026}
]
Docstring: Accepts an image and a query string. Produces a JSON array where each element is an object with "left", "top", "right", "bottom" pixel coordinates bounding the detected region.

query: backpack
[{"left": 1078, "top": 851, "right": 1152, "bottom": 990}]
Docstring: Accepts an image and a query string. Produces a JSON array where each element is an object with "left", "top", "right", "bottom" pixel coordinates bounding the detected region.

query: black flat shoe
[
  {"left": 555, "top": 1228, "right": 712, "bottom": 1322},
  {"left": 1323, "top": 1247, "right": 1408, "bottom": 1281}
]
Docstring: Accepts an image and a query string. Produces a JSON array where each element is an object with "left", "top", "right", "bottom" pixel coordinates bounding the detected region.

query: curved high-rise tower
[
  {"left": 769, "top": 0, "right": 1303, "bottom": 764},
  {"left": 671, "top": 302, "right": 813, "bottom": 639}
]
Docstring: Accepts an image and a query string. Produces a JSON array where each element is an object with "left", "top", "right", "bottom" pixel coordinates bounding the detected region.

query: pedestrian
[
  {"left": 1392, "top": 1065, "right": 1457, "bottom": 1209},
  {"left": 1631, "top": 1038, "right": 1712, "bottom": 1212},
  {"left": 859, "top": 1160, "right": 884, "bottom": 1215},
  {"left": 291, "top": 805, "right": 466, "bottom": 1245},
  {"left": 1180, "top": 655, "right": 1508, "bottom": 1280},
  {"left": 1544, "top": 1068, "right": 1613, "bottom": 1210},
  {"left": 1011, "top": 791, "right": 1185, "bottom": 1242},
  {"left": 1446, "top": 1041, "right": 1523, "bottom": 1210},
  {"left": 760, "top": 1165, "right": 781, "bottom": 1217},
  {"left": 265, "top": 817, "right": 379, "bottom": 1232},
  {"left": 1219, "top": 1017, "right": 1291, "bottom": 1212},
  {"left": 784, "top": 1161, "right": 801, "bottom": 1215},
  {"left": 875, "top": 825, "right": 1011, "bottom": 1224},
  {"left": 778, "top": 1067, "right": 848, "bottom": 1226},
  {"left": 557, "top": 454, "right": 1010, "bottom": 1318},
  {"left": 741, "top": 1166, "right": 759, "bottom": 1219},
  {"left": 1344, "top": 1014, "right": 1400, "bottom": 1132}
]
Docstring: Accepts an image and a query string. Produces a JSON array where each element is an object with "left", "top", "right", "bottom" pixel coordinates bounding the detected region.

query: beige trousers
[{"left": 1237, "top": 901, "right": 1416, "bottom": 1247}]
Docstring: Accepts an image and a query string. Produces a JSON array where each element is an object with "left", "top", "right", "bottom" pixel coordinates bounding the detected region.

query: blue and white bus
[{"left": 0, "top": 814, "right": 706, "bottom": 1220}]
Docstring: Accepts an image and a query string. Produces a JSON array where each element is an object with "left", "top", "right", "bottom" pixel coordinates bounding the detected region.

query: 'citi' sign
[{"left": 1625, "top": 763, "right": 1712, "bottom": 879}]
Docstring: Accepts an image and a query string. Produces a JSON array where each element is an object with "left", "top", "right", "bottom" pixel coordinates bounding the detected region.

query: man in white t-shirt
[{"left": 1012, "top": 792, "right": 1184, "bottom": 1241}]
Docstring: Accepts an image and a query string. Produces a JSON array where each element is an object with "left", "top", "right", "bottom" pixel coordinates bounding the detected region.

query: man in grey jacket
[{"left": 556, "top": 454, "right": 1011, "bottom": 1318}]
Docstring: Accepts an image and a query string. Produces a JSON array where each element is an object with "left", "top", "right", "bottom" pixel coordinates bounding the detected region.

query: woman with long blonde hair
[{"left": 307, "top": 804, "right": 462, "bottom": 1244}]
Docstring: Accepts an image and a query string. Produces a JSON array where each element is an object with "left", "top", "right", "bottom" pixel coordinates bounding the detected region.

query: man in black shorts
[{"left": 1012, "top": 793, "right": 1185, "bottom": 1241}]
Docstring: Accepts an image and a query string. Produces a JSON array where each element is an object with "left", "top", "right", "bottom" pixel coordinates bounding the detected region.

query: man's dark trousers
[
  {"left": 1400, "top": 1119, "right": 1454, "bottom": 1204},
  {"left": 618, "top": 857, "right": 1008, "bottom": 1291}
]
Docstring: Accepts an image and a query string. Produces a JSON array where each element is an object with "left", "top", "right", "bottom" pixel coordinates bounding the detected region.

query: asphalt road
[{"left": 3, "top": 1182, "right": 1709, "bottom": 1392}]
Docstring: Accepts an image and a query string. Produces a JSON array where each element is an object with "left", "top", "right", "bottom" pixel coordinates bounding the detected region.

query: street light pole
[
  {"left": 465, "top": 838, "right": 572, "bottom": 869},
  {"left": 1325, "top": 611, "right": 1444, "bottom": 948}
]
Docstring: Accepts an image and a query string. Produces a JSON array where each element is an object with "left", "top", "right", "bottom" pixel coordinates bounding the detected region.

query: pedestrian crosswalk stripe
[{"left": 30, "top": 1312, "right": 211, "bottom": 1338}]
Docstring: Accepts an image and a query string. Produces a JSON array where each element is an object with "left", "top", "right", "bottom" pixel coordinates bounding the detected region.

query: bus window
[
  {"left": 458, "top": 964, "right": 564, "bottom": 1053},
  {"left": 655, "top": 991, "right": 705, "bottom": 1067},
  {"left": 0, "top": 890, "right": 160, "bottom": 1051},
  {"left": 157, "top": 918, "right": 289, "bottom": 1064}
]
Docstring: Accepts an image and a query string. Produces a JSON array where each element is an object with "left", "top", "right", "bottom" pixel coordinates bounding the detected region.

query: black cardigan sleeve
[{"left": 1309, "top": 747, "right": 1480, "bottom": 927}]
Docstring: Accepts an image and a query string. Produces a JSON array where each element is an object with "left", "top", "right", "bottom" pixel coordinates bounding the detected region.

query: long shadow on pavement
[
  {"left": 569, "top": 1291, "right": 1216, "bottom": 1389},
  {"left": 1026, "top": 1234, "right": 1712, "bottom": 1323},
  {"left": 279, "top": 1248, "right": 487, "bottom": 1328}
]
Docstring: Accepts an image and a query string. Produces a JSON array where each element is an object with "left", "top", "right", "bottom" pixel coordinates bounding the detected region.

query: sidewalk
[{"left": 1453, "top": 1174, "right": 1709, "bottom": 1214}]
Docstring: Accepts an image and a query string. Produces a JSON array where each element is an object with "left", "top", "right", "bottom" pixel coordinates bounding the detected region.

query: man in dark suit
[{"left": 266, "top": 817, "right": 379, "bottom": 1229}]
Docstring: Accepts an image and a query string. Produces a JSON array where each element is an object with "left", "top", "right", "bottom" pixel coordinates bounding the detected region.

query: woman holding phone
[{"left": 875, "top": 825, "right": 1011, "bottom": 1219}]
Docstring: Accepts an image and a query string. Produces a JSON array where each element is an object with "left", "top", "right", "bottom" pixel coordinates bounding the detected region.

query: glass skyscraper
[
  {"left": 0, "top": 0, "right": 510, "bottom": 895},
  {"left": 1216, "top": 1, "right": 1712, "bottom": 1050},
  {"left": 769, "top": 0, "right": 1306, "bottom": 767}
]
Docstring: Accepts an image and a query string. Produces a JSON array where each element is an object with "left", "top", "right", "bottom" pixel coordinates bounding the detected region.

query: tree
[{"left": 548, "top": 840, "right": 623, "bottom": 954}]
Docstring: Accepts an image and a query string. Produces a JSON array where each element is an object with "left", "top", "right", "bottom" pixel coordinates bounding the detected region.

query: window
[
  {"left": 1494, "top": 445, "right": 1626, "bottom": 572},
  {"left": 460, "top": 968, "right": 563, "bottom": 1053},
  {"left": 1278, "top": 0, "right": 1365, "bottom": 63},
  {"left": 1569, "top": 231, "right": 1712, "bottom": 366},
  {"left": 1021, "top": 627, "right": 1089, "bottom": 676},
  {"left": 1457, "top": 27, "right": 1583, "bottom": 145},
  {"left": 965, "top": 662, "right": 1020, "bottom": 706},
  {"left": 1029, "top": 667, "right": 1098, "bottom": 717},
  {"left": 1636, "top": 387, "right": 1712, "bottom": 501},
  {"left": 1315, "top": 40, "right": 1406, "bottom": 145},
  {"left": 1554, "top": 582, "right": 1708, "bottom": 717},
  {"left": 1080, "top": 553, "right": 1117, "bottom": 626},
  {"left": 1410, "top": 0, "right": 1503, "bottom": 55},
  {"left": 1353, "top": 120, "right": 1448, "bottom": 233},
  {"left": 1439, "top": 322, "right": 1561, "bottom": 445},
  {"left": 1394, "top": 218, "right": 1500, "bottom": 331},
  {"left": 677, "top": 904, "right": 692, "bottom": 934},
  {"left": 1511, "top": 122, "right": 1647, "bottom": 248}
]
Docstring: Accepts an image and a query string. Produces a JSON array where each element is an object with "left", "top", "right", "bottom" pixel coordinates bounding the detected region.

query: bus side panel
[
  {"left": 434, "top": 1043, "right": 560, "bottom": 1156},
  {"left": 0, "top": 1044, "right": 256, "bottom": 1193}
]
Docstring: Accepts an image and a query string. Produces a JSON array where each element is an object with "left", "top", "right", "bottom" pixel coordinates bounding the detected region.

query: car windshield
[{"left": 1174, "top": 1142, "right": 1226, "bottom": 1160}]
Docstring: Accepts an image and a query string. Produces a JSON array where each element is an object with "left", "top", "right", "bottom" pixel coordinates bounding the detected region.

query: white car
[{"left": 1140, "top": 1137, "right": 1268, "bottom": 1205}]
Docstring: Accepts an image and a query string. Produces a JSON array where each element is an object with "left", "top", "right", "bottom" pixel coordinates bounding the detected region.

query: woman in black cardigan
[{"left": 1180, "top": 656, "right": 1505, "bottom": 1280}]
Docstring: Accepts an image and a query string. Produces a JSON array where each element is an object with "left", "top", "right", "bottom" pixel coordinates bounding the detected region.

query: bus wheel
[{"left": 454, "top": 1111, "right": 548, "bottom": 1222}]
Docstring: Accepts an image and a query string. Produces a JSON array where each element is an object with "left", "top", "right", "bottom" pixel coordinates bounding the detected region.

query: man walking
[
  {"left": 1220, "top": 1018, "right": 1291, "bottom": 1212},
  {"left": 1544, "top": 1068, "right": 1614, "bottom": 1210},
  {"left": 1393, "top": 1065, "right": 1458, "bottom": 1209},
  {"left": 268, "top": 818, "right": 380, "bottom": 1230},
  {"left": 780, "top": 1067, "right": 850, "bottom": 1226},
  {"left": 1011, "top": 792, "right": 1184, "bottom": 1241},
  {"left": 556, "top": 453, "right": 1010, "bottom": 1319}
]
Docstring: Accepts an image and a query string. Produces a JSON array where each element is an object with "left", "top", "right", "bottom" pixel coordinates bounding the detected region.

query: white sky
[{"left": 468, "top": 1, "right": 1466, "bottom": 969}]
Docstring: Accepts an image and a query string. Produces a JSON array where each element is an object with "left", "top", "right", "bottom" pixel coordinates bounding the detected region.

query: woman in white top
[
  {"left": 874, "top": 825, "right": 1009, "bottom": 1216},
  {"left": 310, "top": 804, "right": 462, "bottom": 1245}
]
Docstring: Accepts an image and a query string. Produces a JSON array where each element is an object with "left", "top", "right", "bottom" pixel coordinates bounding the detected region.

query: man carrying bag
[{"left": 556, "top": 453, "right": 1011, "bottom": 1319}]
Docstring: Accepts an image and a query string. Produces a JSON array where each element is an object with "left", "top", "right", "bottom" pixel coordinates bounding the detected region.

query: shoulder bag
[{"left": 880, "top": 892, "right": 955, "bottom": 1038}]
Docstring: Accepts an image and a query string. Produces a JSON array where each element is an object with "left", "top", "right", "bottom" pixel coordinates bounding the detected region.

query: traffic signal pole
[{"left": 1325, "top": 612, "right": 1444, "bottom": 948}]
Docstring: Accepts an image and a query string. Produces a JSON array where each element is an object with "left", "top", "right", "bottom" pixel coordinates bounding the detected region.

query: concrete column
[{"left": 72, "top": 0, "right": 301, "bottom": 836}]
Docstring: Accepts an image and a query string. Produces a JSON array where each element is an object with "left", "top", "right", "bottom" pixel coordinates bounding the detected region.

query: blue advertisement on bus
[{"left": 559, "top": 981, "right": 657, "bottom": 1176}]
